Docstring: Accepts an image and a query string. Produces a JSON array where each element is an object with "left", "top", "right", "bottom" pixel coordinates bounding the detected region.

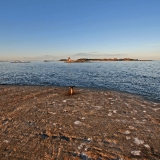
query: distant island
[
  {"left": 10, "top": 60, "right": 30, "bottom": 63},
  {"left": 59, "top": 57, "right": 152, "bottom": 63},
  {"left": 43, "top": 60, "right": 55, "bottom": 62},
  {"left": 0, "top": 60, "right": 8, "bottom": 62}
]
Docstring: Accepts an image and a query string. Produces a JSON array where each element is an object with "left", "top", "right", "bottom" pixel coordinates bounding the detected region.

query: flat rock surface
[{"left": 0, "top": 85, "right": 160, "bottom": 160}]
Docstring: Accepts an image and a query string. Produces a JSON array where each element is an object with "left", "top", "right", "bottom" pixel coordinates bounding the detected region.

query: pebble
[
  {"left": 124, "top": 130, "right": 131, "bottom": 134},
  {"left": 95, "top": 106, "right": 102, "bottom": 109},
  {"left": 129, "top": 126, "right": 135, "bottom": 130},
  {"left": 126, "top": 136, "right": 131, "bottom": 140},
  {"left": 78, "top": 146, "right": 82, "bottom": 150},
  {"left": 144, "top": 144, "right": 150, "bottom": 148},
  {"left": 87, "top": 138, "right": 92, "bottom": 142},
  {"left": 48, "top": 112, "right": 56, "bottom": 115},
  {"left": 3, "top": 140, "right": 9, "bottom": 143},
  {"left": 113, "top": 110, "right": 117, "bottom": 113},
  {"left": 134, "top": 137, "right": 144, "bottom": 145},
  {"left": 153, "top": 108, "right": 160, "bottom": 111},
  {"left": 131, "top": 150, "right": 141, "bottom": 156},
  {"left": 108, "top": 112, "right": 112, "bottom": 116},
  {"left": 74, "top": 121, "right": 82, "bottom": 125}
]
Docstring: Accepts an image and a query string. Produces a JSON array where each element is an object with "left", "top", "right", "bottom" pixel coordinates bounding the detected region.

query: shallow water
[{"left": 0, "top": 61, "right": 160, "bottom": 101}]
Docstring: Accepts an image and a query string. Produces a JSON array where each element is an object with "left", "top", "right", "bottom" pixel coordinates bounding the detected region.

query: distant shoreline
[
  {"left": 0, "top": 58, "right": 154, "bottom": 63},
  {"left": 60, "top": 58, "right": 153, "bottom": 63}
]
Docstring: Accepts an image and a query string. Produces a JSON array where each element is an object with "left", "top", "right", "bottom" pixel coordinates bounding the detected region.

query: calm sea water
[{"left": 0, "top": 61, "right": 160, "bottom": 102}]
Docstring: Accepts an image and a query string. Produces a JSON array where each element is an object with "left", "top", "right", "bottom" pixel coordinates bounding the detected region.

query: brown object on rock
[{"left": 69, "top": 86, "right": 75, "bottom": 95}]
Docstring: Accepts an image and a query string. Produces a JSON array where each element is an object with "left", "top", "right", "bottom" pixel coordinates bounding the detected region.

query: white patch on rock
[
  {"left": 124, "top": 130, "right": 131, "bottom": 134},
  {"left": 134, "top": 138, "right": 144, "bottom": 145},
  {"left": 85, "top": 148, "right": 88, "bottom": 151},
  {"left": 131, "top": 150, "right": 141, "bottom": 156},
  {"left": 113, "top": 110, "right": 117, "bottom": 113},
  {"left": 78, "top": 146, "right": 82, "bottom": 150},
  {"left": 74, "top": 121, "right": 82, "bottom": 125},
  {"left": 3, "top": 140, "right": 9, "bottom": 143},
  {"left": 95, "top": 106, "right": 102, "bottom": 109},
  {"left": 133, "top": 110, "right": 137, "bottom": 113},
  {"left": 129, "top": 126, "right": 135, "bottom": 130},
  {"left": 153, "top": 108, "right": 160, "bottom": 111},
  {"left": 143, "top": 110, "right": 146, "bottom": 113},
  {"left": 126, "top": 136, "right": 131, "bottom": 140},
  {"left": 108, "top": 112, "right": 112, "bottom": 116},
  {"left": 87, "top": 138, "right": 92, "bottom": 141},
  {"left": 48, "top": 112, "right": 56, "bottom": 115},
  {"left": 144, "top": 144, "right": 150, "bottom": 148},
  {"left": 63, "top": 100, "right": 67, "bottom": 102},
  {"left": 135, "top": 120, "right": 145, "bottom": 124},
  {"left": 81, "top": 117, "right": 85, "bottom": 120}
]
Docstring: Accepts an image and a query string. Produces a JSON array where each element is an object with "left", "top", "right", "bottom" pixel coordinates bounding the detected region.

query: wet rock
[{"left": 40, "top": 134, "right": 49, "bottom": 139}]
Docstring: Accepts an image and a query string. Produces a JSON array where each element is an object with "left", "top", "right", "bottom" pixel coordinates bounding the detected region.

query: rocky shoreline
[{"left": 0, "top": 85, "right": 160, "bottom": 159}]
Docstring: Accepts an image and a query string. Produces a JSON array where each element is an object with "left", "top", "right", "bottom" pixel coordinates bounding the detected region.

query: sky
[{"left": 0, "top": 0, "right": 160, "bottom": 60}]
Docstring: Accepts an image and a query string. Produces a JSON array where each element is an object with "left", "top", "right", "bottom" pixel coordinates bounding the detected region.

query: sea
[{"left": 0, "top": 61, "right": 160, "bottom": 102}]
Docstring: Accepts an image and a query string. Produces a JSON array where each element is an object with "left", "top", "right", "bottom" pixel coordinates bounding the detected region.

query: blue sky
[{"left": 0, "top": 0, "right": 160, "bottom": 60}]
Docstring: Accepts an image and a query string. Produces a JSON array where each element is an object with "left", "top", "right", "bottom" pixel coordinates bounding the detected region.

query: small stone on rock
[
  {"left": 108, "top": 112, "right": 112, "bottom": 116},
  {"left": 74, "top": 121, "right": 82, "bottom": 125},
  {"left": 3, "top": 140, "right": 9, "bottom": 143},
  {"left": 129, "top": 126, "right": 135, "bottom": 130},
  {"left": 134, "top": 137, "right": 144, "bottom": 145},
  {"left": 144, "top": 144, "right": 150, "bottom": 148},
  {"left": 126, "top": 136, "right": 131, "bottom": 140},
  {"left": 113, "top": 110, "right": 117, "bottom": 113},
  {"left": 125, "top": 130, "right": 131, "bottom": 134},
  {"left": 131, "top": 150, "right": 141, "bottom": 156}
]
